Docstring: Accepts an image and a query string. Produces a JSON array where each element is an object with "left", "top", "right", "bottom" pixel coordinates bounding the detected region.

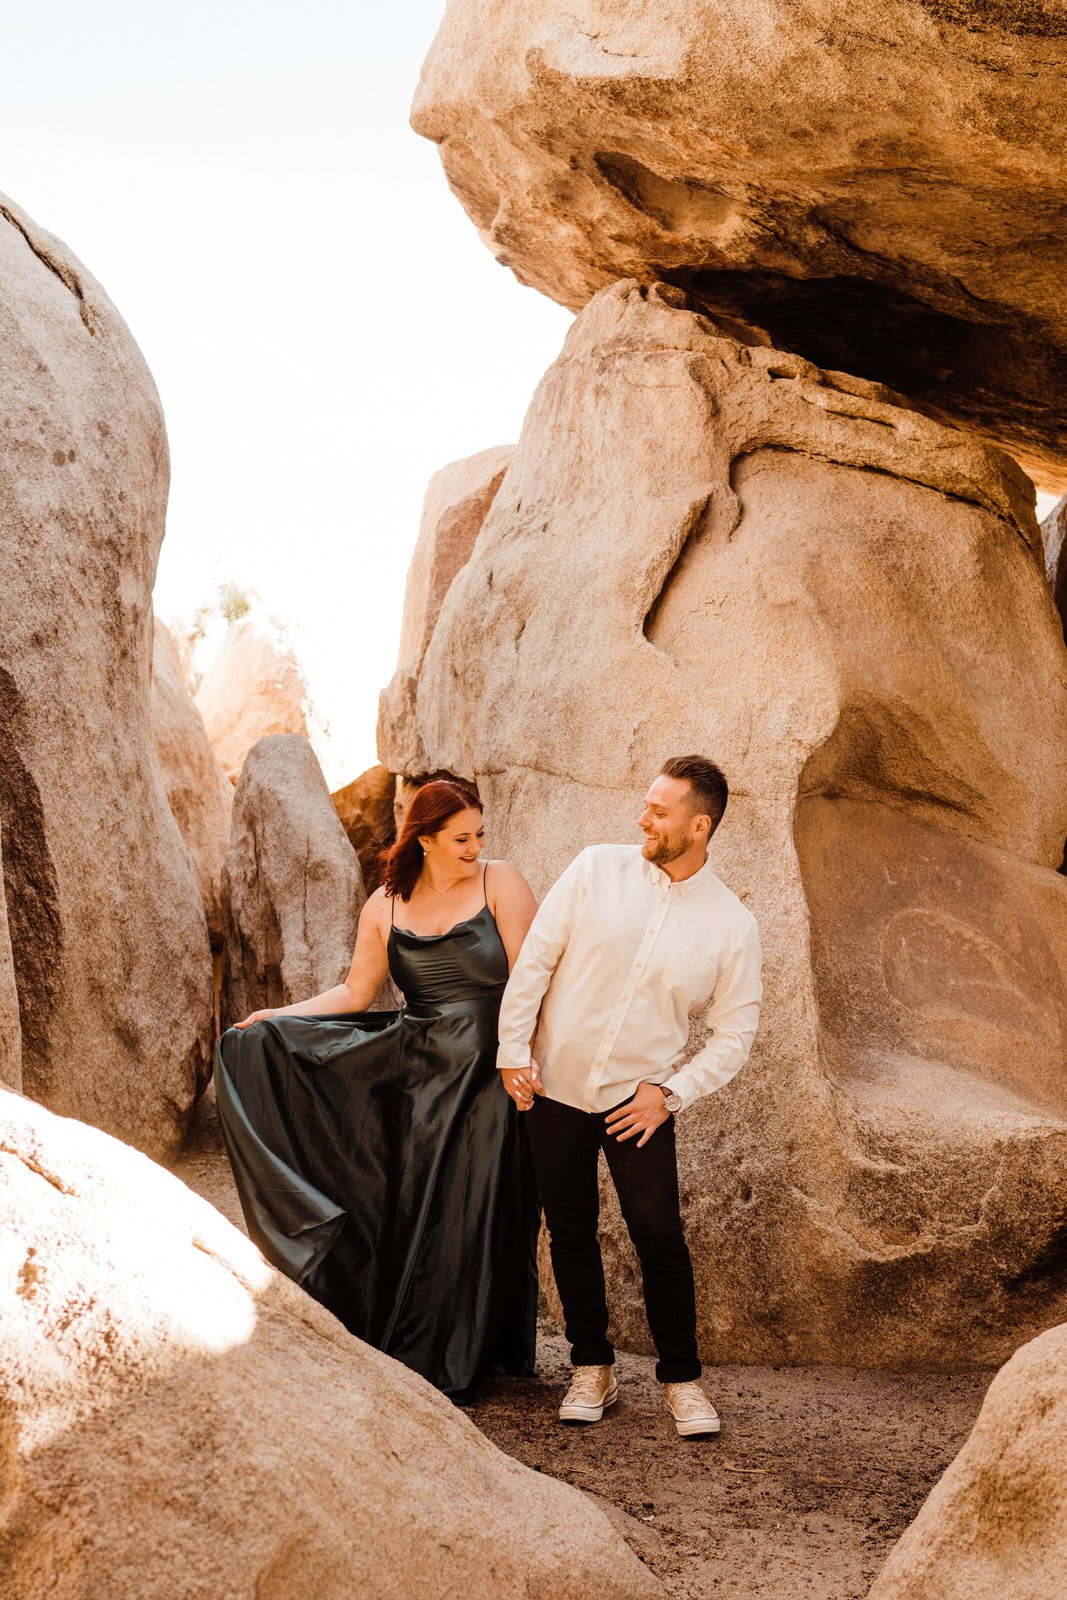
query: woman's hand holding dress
[
  {"left": 233, "top": 1008, "right": 282, "bottom": 1030},
  {"left": 231, "top": 895, "right": 392, "bottom": 1032}
]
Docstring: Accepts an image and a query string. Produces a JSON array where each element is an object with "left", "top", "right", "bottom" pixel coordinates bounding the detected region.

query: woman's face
[{"left": 421, "top": 807, "right": 485, "bottom": 877}]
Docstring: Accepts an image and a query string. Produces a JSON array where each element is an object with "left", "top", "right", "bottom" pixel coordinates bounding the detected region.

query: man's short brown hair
[{"left": 660, "top": 755, "right": 729, "bottom": 832}]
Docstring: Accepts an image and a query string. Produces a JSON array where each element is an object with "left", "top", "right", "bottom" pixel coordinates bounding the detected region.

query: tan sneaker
[
  {"left": 559, "top": 1365, "right": 619, "bottom": 1423},
  {"left": 664, "top": 1380, "right": 721, "bottom": 1437}
]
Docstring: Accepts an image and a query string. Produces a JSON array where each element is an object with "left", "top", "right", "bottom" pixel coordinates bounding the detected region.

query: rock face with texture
[
  {"left": 1041, "top": 492, "right": 1067, "bottom": 644},
  {"left": 151, "top": 618, "right": 233, "bottom": 945},
  {"left": 414, "top": 0, "right": 1067, "bottom": 488},
  {"left": 869, "top": 1321, "right": 1067, "bottom": 1599},
  {"left": 331, "top": 764, "right": 396, "bottom": 893},
  {"left": 380, "top": 280, "right": 1067, "bottom": 1368},
  {"left": 0, "top": 1088, "right": 660, "bottom": 1600},
  {"left": 379, "top": 445, "right": 514, "bottom": 775},
  {"left": 221, "top": 736, "right": 366, "bottom": 1028},
  {"left": 0, "top": 195, "right": 212, "bottom": 1159},
  {"left": 196, "top": 621, "right": 310, "bottom": 785}
]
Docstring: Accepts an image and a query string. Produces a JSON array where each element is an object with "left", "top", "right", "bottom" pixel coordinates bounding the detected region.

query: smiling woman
[
  {"left": 384, "top": 779, "right": 488, "bottom": 913},
  {"left": 213, "top": 777, "right": 542, "bottom": 1401}
]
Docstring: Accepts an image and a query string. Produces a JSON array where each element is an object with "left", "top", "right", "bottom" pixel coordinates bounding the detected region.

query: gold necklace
[{"left": 419, "top": 869, "right": 467, "bottom": 897}]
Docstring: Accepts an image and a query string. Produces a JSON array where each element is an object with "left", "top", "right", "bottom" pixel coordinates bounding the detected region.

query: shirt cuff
[
  {"left": 496, "top": 1046, "right": 531, "bottom": 1072},
  {"left": 660, "top": 1073, "right": 695, "bottom": 1112}
]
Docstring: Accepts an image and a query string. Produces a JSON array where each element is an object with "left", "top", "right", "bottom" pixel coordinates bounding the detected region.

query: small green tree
[{"left": 217, "top": 581, "right": 254, "bottom": 624}]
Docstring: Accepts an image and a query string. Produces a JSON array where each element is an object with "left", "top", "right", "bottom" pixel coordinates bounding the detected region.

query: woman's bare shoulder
[
  {"left": 361, "top": 886, "right": 392, "bottom": 924},
  {"left": 486, "top": 859, "right": 535, "bottom": 900}
]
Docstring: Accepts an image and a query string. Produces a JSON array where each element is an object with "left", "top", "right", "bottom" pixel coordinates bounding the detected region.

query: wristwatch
[{"left": 659, "top": 1085, "right": 682, "bottom": 1114}]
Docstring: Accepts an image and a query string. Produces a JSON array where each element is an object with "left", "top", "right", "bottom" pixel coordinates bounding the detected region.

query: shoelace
[
  {"left": 568, "top": 1368, "right": 610, "bottom": 1401},
  {"left": 668, "top": 1384, "right": 713, "bottom": 1418}
]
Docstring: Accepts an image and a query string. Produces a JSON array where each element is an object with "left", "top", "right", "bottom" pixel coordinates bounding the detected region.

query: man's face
[{"left": 637, "top": 775, "right": 706, "bottom": 865}]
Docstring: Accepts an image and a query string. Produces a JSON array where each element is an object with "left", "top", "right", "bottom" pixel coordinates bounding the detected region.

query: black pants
[{"left": 525, "top": 1093, "right": 700, "bottom": 1384}]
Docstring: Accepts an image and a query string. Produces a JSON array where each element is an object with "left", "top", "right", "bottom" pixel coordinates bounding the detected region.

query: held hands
[
  {"left": 233, "top": 1008, "right": 282, "bottom": 1030},
  {"left": 605, "top": 1081, "right": 671, "bottom": 1148},
  {"left": 501, "top": 1059, "right": 545, "bottom": 1111}
]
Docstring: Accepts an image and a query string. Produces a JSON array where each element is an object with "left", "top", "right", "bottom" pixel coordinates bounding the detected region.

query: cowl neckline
[{"left": 390, "top": 903, "right": 494, "bottom": 942}]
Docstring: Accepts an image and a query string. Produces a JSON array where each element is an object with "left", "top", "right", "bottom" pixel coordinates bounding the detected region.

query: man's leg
[
  {"left": 601, "top": 1110, "right": 700, "bottom": 1384},
  {"left": 524, "top": 1095, "right": 613, "bottom": 1367}
]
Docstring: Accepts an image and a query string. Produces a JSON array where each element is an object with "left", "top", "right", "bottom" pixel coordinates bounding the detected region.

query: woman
[{"left": 214, "top": 779, "right": 541, "bottom": 1400}]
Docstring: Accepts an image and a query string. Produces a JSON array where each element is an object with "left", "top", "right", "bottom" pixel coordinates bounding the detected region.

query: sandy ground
[
  {"left": 462, "top": 1337, "right": 987, "bottom": 1599},
  {"left": 179, "top": 1118, "right": 989, "bottom": 1600}
]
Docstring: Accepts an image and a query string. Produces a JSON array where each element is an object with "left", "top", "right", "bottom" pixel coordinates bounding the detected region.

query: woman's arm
[
  {"left": 487, "top": 861, "right": 546, "bottom": 1110},
  {"left": 233, "top": 890, "right": 392, "bottom": 1028},
  {"left": 486, "top": 860, "right": 538, "bottom": 972},
  {"left": 495, "top": 848, "right": 592, "bottom": 1108}
]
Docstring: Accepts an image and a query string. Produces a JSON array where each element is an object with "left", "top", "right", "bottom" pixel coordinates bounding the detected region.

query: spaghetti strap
[
  {"left": 390, "top": 891, "right": 397, "bottom": 927},
  {"left": 482, "top": 861, "right": 490, "bottom": 910}
]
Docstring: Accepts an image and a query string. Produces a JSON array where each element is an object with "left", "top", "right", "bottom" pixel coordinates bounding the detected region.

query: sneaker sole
[
  {"left": 674, "top": 1415, "right": 721, "bottom": 1437},
  {"left": 559, "top": 1383, "right": 619, "bottom": 1423}
]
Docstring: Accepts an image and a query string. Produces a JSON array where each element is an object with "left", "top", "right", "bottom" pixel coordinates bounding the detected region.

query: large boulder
[
  {"left": 413, "top": 0, "right": 1067, "bottom": 488},
  {"left": 221, "top": 735, "right": 366, "bottom": 1029},
  {"left": 379, "top": 444, "right": 514, "bottom": 775},
  {"left": 0, "top": 1087, "right": 659, "bottom": 1600},
  {"left": 331, "top": 763, "right": 396, "bottom": 893},
  {"left": 151, "top": 618, "right": 233, "bottom": 945},
  {"left": 380, "top": 280, "right": 1067, "bottom": 1368},
  {"left": 869, "top": 1321, "right": 1067, "bottom": 1600},
  {"left": 0, "top": 194, "right": 212, "bottom": 1159},
  {"left": 195, "top": 620, "right": 310, "bottom": 785}
]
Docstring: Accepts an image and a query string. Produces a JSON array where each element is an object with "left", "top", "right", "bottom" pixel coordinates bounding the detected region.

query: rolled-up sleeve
[
  {"left": 496, "top": 849, "right": 592, "bottom": 1072},
  {"left": 662, "top": 919, "right": 763, "bottom": 1110}
]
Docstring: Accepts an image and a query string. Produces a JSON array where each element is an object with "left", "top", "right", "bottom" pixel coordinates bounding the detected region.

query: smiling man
[{"left": 497, "top": 756, "right": 762, "bottom": 1438}]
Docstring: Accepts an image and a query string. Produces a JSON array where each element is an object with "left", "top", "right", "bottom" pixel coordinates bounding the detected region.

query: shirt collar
[{"left": 637, "top": 848, "right": 714, "bottom": 895}]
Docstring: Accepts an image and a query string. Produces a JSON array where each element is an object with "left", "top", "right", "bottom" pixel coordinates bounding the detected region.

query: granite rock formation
[
  {"left": 0, "top": 1087, "right": 660, "bottom": 1600},
  {"left": 413, "top": 0, "right": 1067, "bottom": 488},
  {"left": 380, "top": 445, "right": 514, "bottom": 776},
  {"left": 151, "top": 618, "right": 233, "bottom": 945},
  {"left": 0, "top": 194, "right": 212, "bottom": 1159},
  {"left": 869, "top": 1321, "right": 1067, "bottom": 1599},
  {"left": 380, "top": 280, "right": 1067, "bottom": 1368},
  {"left": 221, "top": 735, "right": 366, "bottom": 1029},
  {"left": 331, "top": 764, "right": 396, "bottom": 894},
  {"left": 196, "top": 621, "right": 310, "bottom": 785}
]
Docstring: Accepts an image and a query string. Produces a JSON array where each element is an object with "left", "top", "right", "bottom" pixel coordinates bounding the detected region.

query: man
[{"left": 497, "top": 755, "right": 762, "bottom": 1438}]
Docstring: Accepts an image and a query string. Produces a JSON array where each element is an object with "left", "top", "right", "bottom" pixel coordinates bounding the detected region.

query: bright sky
[
  {"left": 2, "top": 4, "right": 1058, "bottom": 789},
  {"left": 0, "top": 0, "right": 572, "bottom": 786}
]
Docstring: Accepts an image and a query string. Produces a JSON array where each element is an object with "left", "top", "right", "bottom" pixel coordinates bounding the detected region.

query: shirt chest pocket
[{"left": 656, "top": 942, "right": 718, "bottom": 1004}]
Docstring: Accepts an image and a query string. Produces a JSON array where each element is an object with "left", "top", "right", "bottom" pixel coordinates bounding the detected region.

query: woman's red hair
[{"left": 380, "top": 780, "right": 482, "bottom": 901}]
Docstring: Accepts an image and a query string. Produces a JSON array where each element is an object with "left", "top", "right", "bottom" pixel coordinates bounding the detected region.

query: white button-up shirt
[{"left": 496, "top": 844, "right": 763, "bottom": 1113}]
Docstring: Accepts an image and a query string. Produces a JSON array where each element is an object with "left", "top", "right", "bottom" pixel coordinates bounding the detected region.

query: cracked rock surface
[
  {"left": 0, "top": 193, "right": 212, "bottom": 1161},
  {"left": 380, "top": 280, "right": 1067, "bottom": 1368},
  {"left": 220, "top": 733, "right": 366, "bottom": 1030},
  {"left": 380, "top": 444, "right": 514, "bottom": 778},
  {"left": 413, "top": 0, "right": 1067, "bottom": 487}
]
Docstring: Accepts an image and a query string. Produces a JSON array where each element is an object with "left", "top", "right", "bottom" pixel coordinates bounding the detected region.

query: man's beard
[{"left": 642, "top": 829, "right": 690, "bottom": 866}]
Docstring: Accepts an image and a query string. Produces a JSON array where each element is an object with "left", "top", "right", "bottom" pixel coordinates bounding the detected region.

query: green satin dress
[{"left": 213, "top": 899, "right": 539, "bottom": 1399}]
